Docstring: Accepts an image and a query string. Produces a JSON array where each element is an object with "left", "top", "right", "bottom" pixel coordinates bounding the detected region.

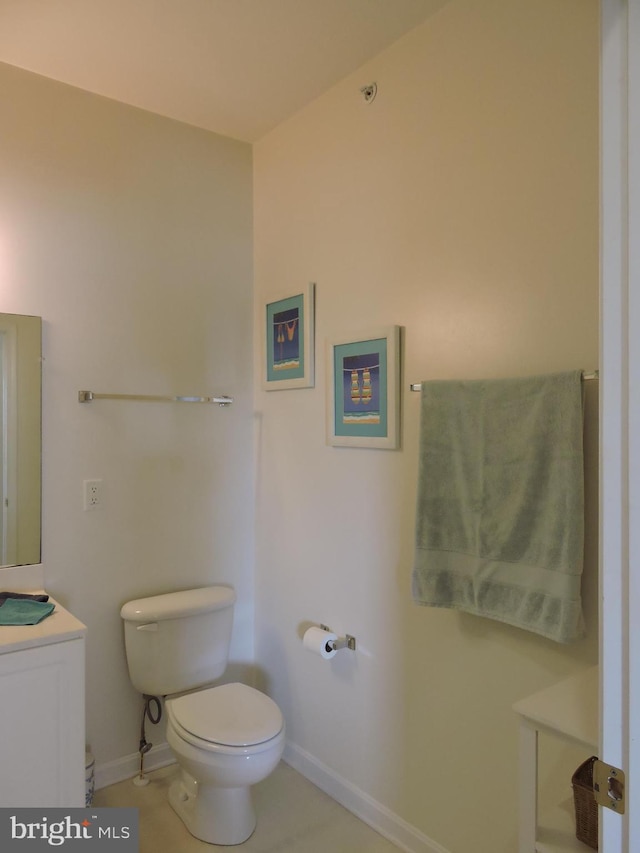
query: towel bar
[
  {"left": 410, "top": 370, "right": 598, "bottom": 392},
  {"left": 78, "top": 391, "right": 233, "bottom": 406}
]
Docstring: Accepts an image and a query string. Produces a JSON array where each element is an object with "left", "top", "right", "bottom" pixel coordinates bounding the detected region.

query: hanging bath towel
[{"left": 411, "top": 370, "right": 585, "bottom": 643}]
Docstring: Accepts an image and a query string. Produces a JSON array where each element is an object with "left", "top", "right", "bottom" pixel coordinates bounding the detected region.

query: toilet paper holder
[{"left": 320, "top": 625, "right": 357, "bottom": 652}]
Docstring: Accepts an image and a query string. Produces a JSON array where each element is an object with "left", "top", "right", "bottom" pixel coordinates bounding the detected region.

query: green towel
[
  {"left": 412, "top": 370, "right": 585, "bottom": 643},
  {"left": 0, "top": 598, "right": 55, "bottom": 625}
]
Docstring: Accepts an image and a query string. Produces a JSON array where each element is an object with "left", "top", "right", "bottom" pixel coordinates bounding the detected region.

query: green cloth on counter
[{"left": 0, "top": 598, "right": 55, "bottom": 625}]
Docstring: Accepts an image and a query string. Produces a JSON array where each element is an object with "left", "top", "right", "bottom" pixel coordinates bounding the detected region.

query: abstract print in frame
[
  {"left": 327, "top": 326, "right": 401, "bottom": 449},
  {"left": 264, "top": 283, "right": 315, "bottom": 390}
]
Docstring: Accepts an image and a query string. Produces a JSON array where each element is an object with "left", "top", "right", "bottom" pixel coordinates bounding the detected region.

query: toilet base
[{"left": 169, "top": 771, "right": 256, "bottom": 846}]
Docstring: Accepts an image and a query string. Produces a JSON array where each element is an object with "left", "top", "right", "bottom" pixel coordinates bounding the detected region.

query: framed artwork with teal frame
[
  {"left": 326, "top": 326, "right": 401, "bottom": 449},
  {"left": 264, "top": 283, "right": 315, "bottom": 390}
]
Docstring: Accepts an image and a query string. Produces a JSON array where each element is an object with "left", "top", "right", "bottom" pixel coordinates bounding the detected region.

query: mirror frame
[{"left": 0, "top": 313, "right": 41, "bottom": 567}]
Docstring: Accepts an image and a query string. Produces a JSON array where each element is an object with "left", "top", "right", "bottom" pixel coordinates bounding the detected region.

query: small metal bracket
[
  {"left": 593, "top": 759, "right": 625, "bottom": 813},
  {"left": 360, "top": 83, "right": 377, "bottom": 103},
  {"left": 331, "top": 634, "right": 356, "bottom": 651},
  {"left": 320, "top": 625, "right": 357, "bottom": 651}
]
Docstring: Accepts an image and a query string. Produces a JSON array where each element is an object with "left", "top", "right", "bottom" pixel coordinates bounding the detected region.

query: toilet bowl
[
  {"left": 120, "top": 587, "right": 285, "bottom": 846},
  {"left": 165, "top": 682, "right": 285, "bottom": 845}
]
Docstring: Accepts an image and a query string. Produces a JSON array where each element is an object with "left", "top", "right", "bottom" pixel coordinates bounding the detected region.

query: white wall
[
  {"left": 253, "top": 2, "right": 599, "bottom": 851},
  {"left": 0, "top": 62, "right": 254, "bottom": 765},
  {"left": 0, "top": 1, "right": 600, "bottom": 846}
]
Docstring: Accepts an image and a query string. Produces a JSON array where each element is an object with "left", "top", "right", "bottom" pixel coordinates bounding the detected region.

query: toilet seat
[{"left": 167, "top": 682, "right": 283, "bottom": 749}]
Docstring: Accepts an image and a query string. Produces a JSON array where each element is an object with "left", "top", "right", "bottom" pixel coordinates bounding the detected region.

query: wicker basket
[{"left": 572, "top": 756, "right": 598, "bottom": 850}]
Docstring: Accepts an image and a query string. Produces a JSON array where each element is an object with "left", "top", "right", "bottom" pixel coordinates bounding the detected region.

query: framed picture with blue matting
[
  {"left": 326, "top": 326, "right": 401, "bottom": 449},
  {"left": 263, "top": 283, "right": 315, "bottom": 390}
]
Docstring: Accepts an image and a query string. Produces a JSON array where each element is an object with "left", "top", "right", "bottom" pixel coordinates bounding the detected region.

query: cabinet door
[{"left": 0, "top": 639, "right": 85, "bottom": 806}]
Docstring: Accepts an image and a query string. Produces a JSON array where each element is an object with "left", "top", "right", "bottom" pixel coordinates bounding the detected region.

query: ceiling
[{"left": 0, "top": 0, "right": 448, "bottom": 142}]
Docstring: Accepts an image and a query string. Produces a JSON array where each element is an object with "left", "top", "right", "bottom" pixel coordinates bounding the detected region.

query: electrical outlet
[{"left": 83, "top": 479, "right": 103, "bottom": 511}]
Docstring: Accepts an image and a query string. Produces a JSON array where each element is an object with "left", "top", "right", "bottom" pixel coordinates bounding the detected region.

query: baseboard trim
[
  {"left": 282, "top": 741, "right": 449, "bottom": 853},
  {"left": 96, "top": 739, "right": 449, "bottom": 853},
  {"left": 95, "top": 742, "right": 175, "bottom": 791}
]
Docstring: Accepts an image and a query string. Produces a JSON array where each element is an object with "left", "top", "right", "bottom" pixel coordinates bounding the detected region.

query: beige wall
[
  {"left": 253, "top": 1, "right": 599, "bottom": 850},
  {"left": 0, "top": 0, "right": 600, "bottom": 847},
  {"left": 0, "top": 62, "right": 254, "bottom": 765}
]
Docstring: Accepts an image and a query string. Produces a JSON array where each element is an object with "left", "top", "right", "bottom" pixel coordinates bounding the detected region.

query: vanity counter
[{"left": 0, "top": 594, "right": 87, "bottom": 655}]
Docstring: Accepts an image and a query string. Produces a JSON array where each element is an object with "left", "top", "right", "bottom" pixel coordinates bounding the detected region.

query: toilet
[{"left": 120, "top": 586, "right": 285, "bottom": 846}]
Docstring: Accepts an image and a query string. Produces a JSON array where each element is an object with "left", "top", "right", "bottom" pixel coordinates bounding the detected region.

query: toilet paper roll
[{"left": 303, "top": 626, "right": 338, "bottom": 660}]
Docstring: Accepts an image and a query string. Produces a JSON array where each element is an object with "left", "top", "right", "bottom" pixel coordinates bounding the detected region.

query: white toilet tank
[{"left": 120, "top": 586, "right": 236, "bottom": 696}]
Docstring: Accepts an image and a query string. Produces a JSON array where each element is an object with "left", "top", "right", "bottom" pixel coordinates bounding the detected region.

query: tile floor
[{"left": 94, "top": 762, "right": 404, "bottom": 852}]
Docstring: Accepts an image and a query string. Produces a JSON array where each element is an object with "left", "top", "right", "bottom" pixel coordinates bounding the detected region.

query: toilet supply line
[{"left": 134, "top": 694, "right": 162, "bottom": 787}]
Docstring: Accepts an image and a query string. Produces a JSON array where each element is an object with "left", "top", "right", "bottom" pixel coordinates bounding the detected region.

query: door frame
[{"left": 600, "top": 0, "right": 639, "bottom": 848}]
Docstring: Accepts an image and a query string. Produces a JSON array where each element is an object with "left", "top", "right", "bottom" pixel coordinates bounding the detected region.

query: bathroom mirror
[{"left": 0, "top": 313, "right": 41, "bottom": 567}]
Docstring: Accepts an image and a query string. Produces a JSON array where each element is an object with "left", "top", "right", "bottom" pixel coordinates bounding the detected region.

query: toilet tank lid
[{"left": 120, "top": 586, "right": 236, "bottom": 622}]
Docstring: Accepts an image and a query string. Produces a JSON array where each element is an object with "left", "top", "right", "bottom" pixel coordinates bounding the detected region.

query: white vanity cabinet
[{"left": 0, "top": 599, "right": 87, "bottom": 807}]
